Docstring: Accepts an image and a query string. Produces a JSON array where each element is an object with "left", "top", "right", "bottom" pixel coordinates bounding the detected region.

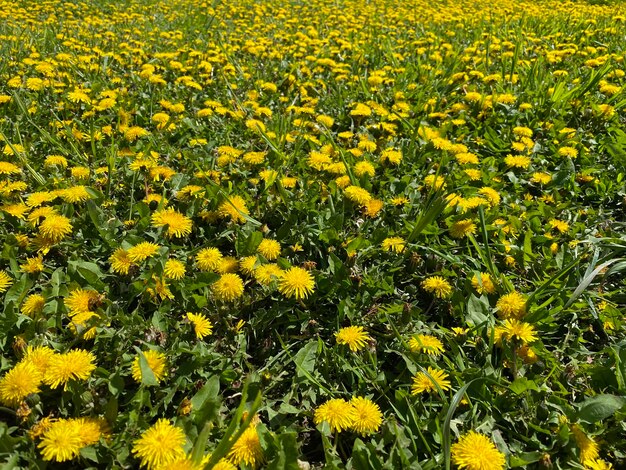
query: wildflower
[
  {"left": 164, "top": 259, "right": 186, "bottom": 280},
  {"left": 239, "top": 256, "right": 258, "bottom": 275},
  {"left": 314, "top": 399, "right": 355, "bottom": 432},
  {"left": 151, "top": 209, "right": 193, "bottom": 238},
  {"left": 257, "top": 239, "right": 281, "bottom": 260},
  {"left": 363, "top": 198, "right": 384, "bottom": 217},
  {"left": 131, "top": 350, "right": 167, "bottom": 384},
  {"left": 585, "top": 459, "right": 613, "bottom": 470},
  {"left": 218, "top": 196, "right": 249, "bottom": 223},
  {"left": 450, "top": 219, "right": 477, "bottom": 239},
  {"left": 354, "top": 161, "right": 375, "bottom": 177},
  {"left": 22, "top": 346, "right": 55, "bottom": 375},
  {"left": 572, "top": 424, "right": 599, "bottom": 466},
  {"left": 213, "top": 273, "right": 245, "bottom": 301},
  {"left": 39, "top": 215, "right": 73, "bottom": 243},
  {"left": 21, "top": 293, "right": 46, "bottom": 317},
  {"left": 64, "top": 289, "right": 101, "bottom": 315},
  {"left": 20, "top": 256, "right": 44, "bottom": 274},
  {"left": 421, "top": 276, "right": 452, "bottom": 299},
  {"left": 278, "top": 266, "right": 315, "bottom": 299},
  {"left": 132, "top": 419, "right": 186, "bottom": 469},
  {"left": 496, "top": 291, "right": 526, "bottom": 319},
  {"left": 196, "top": 247, "right": 223, "bottom": 271},
  {"left": 531, "top": 172, "right": 552, "bottom": 184},
  {"left": 504, "top": 155, "right": 531, "bottom": 169},
  {"left": 59, "top": 186, "right": 91, "bottom": 203},
  {"left": 186, "top": 312, "right": 212, "bottom": 339},
  {"left": 423, "top": 174, "right": 446, "bottom": 190},
  {"left": 349, "top": 397, "right": 383, "bottom": 435},
  {"left": 43, "top": 349, "right": 96, "bottom": 389},
  {"left": 381, "top": 237, "right": 405, "bottom": 253},
  {"left": 471, "top": 272, "right": 496, "bottom": 294},
  {"left": 549, "top": 219, "right": 569, "bottom": 233},
  {"left": 335, "top": 326, "right": 371, "bottom": 352},
  {"left": 0, "top": 270, "right": 13, "bottom": 293},
  {"left": 127, "top": 242, "right": 160, "bottom": 263},
  {"left": 478, "top": 187, "right": 501, "bottom": 206},
  {"left": 0, "top": 361, "right": 42, "bottom": 406},
  {"left": 380, "top": 148, "right": 403, "bottom": 165},
  {"left": 451, "top": 431, "right": 506, "bottom": 470},
  {"left": 500, "top": 319, "right": 537, "bottom": 344},
  {"left": 228, "top": 425, "right": 263, "bottom": 467},
  {"left": 344, "top": 185, "right": 372, "bottom": 205},
  {"left": 411, "top": 367, "right": 451, "bottom": 394},
  {"left": 408, "top": 334, "right": 444, "bottom": 355},
  {"left": 38, "top": 419, "right": 84, "bottom": 462},
  {"left": 350, "top": 103, "right": 372, "bottom": 117}
]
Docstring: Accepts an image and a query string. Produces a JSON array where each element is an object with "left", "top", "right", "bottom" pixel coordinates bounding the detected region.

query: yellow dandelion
[
  {"left": 127, "top": 242, "right": 160, "bottom": 263},
  {"left": 572, "top": 424, "right": 599, "bottom": 466},
  {"left": 186, "top": 312, "right": 212, "bottom": 339},
  {"left": 38, "top": 419, "right": 85, "bottom": 462},
  {"left": 471, "top": 272, "right": 496, "bottom": 295},
  {"left": 496, "top": 291, "right": 526, "bottom": 319},
  {"left": 500, "top": 319, "right": 537, "bottom": 344},
  {"left": 335, "top": 326, "right": 371, "bottom": 352},
  {"left": 278, "top": 266, "right": 315, "bottom": 299},
  {"left": 196, "top": 247, "right": 223, "bottom": 271},
  {"left": 0, "top": 270, "right": 14, "bottom": 293},
  {"left": 218, "top": 196, "right": 249, "bottom": 223},
  {"left": 257, "top": 239, "right": 281, "bottom": 260},
  {"left": 0, "top": 361, "right": 42, "bottom": 407},
  {"left": 131, "top": 350, "right": 167, "bottom": 384},
  {"left": 451, "top": 431, "right": 506, "bottom": 470},
  {"left": 39, "top": 215, "right": 73, "bottom": 243},
  {"left": 212, "top": 273, "right": 245, "bottom": 301},
  {"left": 110, "top": 248, "right": 133, "bottom": 275},
  {"left": 20, "top": 256, "right": 44, "bottom": 274},
  {"left": 408, "top": 334, "right": 444, "bottom": 355},
  {"left": 21, "top": 293, "right": 46, "bottom": 317},
  {"left": 228, "top": 425, "right": 264, "bottom": 467},
  {"left": 151, "top": 209, "right": 193, "bottom": 238},
  {"left": 22, "top": 346, "right": 56, "bottom": 375},
  {"left": 217, "top": 256, "right": 239, "bottom": 274},
  {"left": 421, "top": 276, "right": 452, "bottom": 299},
  {"left": 164, "top": 259, "right": 186, "bottom": 280},
  {"left": 43, "top": 349, "right": 96, "bottom": 389},
  {"left": 349, "top": 397, "right": 383, "bottom": 435},
  {"left": 410, "top": 367, "right": 451, "bottom": 395},
  {"left": 344, "top": 185, "right": 372, "bottom": 205},
  {"left": 132, "top": 419, "right": 186, "bottom": 469},
  {"left": 314, "top": 398, "right": 355, "bottom": 433},
  {"left": 381, "top": 237, "right": 406, "bottom": 253},
  {"left": 450, "top": 219, "right": 477, "bottom": 239}
]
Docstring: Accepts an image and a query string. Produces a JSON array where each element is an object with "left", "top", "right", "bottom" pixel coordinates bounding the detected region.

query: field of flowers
[{"left": 1, "top": 0, "right": 626, "bottom": 468}]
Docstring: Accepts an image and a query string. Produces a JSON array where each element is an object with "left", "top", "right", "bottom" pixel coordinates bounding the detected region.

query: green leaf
[
  {"left": 577, "top": 394, "right": 626, "bottom": 423},
  {"left": 138, "top": 351, "right": 158, "bottom": 387},
  {"left": 509, "top": 377, "right": 539, "bottom": 395},
  {"left": 236, "top": 231, "right": 263, "bottom": 256}
]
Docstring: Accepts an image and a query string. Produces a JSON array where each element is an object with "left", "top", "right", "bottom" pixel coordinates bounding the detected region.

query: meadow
[{"left": 0, "top": 0, "right": 626, "bottom": 468}]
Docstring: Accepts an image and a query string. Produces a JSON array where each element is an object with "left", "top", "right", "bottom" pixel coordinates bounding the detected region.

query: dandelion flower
[
  {"left": 421, "top": 276, "right": 452, "bottom": 299},
  {"left": 344, "top": 185, "right": 372, "bottom": 205},
  {"left": 585, "top": 459, "right": 613, "bottom": 470},
  {"left": 257, "top": 239, "right": 281, "bottom": 260},
  {"left": 38, "top": 419, "right": 85, "bottom": 462},
  {"left": 186, "top": 312, "right": 212, "bottom": 339},
  {"left": 254, "top": 264, "right": 284, "bottom": 286},
  {"left": 59, "top": 186, "right": 91, "bottom": 203},
  {"left": 500, "top": 319, "right": 537, "bottom": 344},
  {"left": 349, "top": 397, "right": 383, "bottom": 435},
  {"left": 572, "top": 424, "right": 599, "bottom": 466},
  {"left": 164, "top": 259, "right": 186, "bottom": 280},
  {"left": 132, "top": 419, "right": 186, "bottom": 469},
  {"left": 196, "top": 247, "right": 223, "bottom": 271},
  {"left": 64, "top": 288, "right": 101, "bottom": 316},
  {"left": 504, "top": 155, "right": 531, "bottom": 169},
  {"left": 218, "top": 195, "right": 249, "bottom": 223},
  {"left": 22, "top": 346, "right": 56, "bottom": 375},
  {"left": 151, "top": 209, "right": 193, "bottom": 238},
  {"left": 21, "top": 293, "right": 46, "bottom": 317},
  {"left": 496, "top": 291, "right": 526, "bottom": 319},
  {"left": 449, "top": 219, "right": 477, "bottom": 239},
  {"left": 549, "top": 219, "right": 569, "bottom": 233},
  {"left": 213, "top": 273, "right": 244, "bottom": 301},
  {"left": 381, "top": 237, "right": 405, "bottom": 253},
  {"left": 408, "top": 334, "right": 444, "bottom": 355},
  {"left": 0, "top": 270, "right": 13, "bottom": 293},
  {"left": 411, "top": 367, "right": 451, "bottom": 395},
  {"left": 131, "top": 350, "right": 167, "bottom": 384},
  {"left": 43, "top": 350, "right": 96, "bottom": 389},
  {"left": 278, "top": 266, "right": 315, "bottom": 299},
  {"left": 335, "top": 326, "right": 371, "bottom": 352},
  {"left": 451, "top": 431, "right": 506, "bottom": 470},
  {"left": 127, "top": 242, "right": 160, "bottom": 263},
  {"left": 0, "top": 361, "right": 42, "bottom": 407},
  {"left": 20, "top": 256, "right": 44, "bottom": 274},
  {"left": 314, "top": 398, "right": 355, "bottom": 433},
  {"left": 239, "top": 256, "right": 258, "bottom": 275},
  {"left": 217, "top": 256, "right": 239, "bottom": 274},
  {"left": 38, "top": 215, "right": 72, "bottom": 243},
  {"left": 471, "top": 272, "right": 496, "bottom": 295},
  {"left": 228, "top": 425, "right": 263, "bottom": 467}
]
